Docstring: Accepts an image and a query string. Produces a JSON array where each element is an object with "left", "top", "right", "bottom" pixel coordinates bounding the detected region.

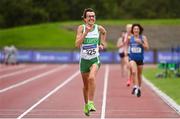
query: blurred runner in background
[{"left": 127, "top": 24, "right": 149, "bottom": 97}]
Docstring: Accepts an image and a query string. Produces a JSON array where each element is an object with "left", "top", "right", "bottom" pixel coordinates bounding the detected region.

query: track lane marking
[
  {"left": 101, "top": 65, "right": 109, "bottom": 119},
  {"left": 0, "top": 64, "right": 26, "bottom": 72},
  {"left": 16, "top": 70, "right": 80, "bottom": 119},
  {"left": 0, "top": 64, "right": 47, "bottom": 80},
  {"left": 0, "top": 65, "right": 67, "bottom": 93}
]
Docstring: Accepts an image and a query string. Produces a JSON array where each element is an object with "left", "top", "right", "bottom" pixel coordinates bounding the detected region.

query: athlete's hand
[
  {"left": 135, "top": 38, "right": 143, "bottom": 45},
  {"left": 99, "top": 44, "right": 107, "bottom": 51},
  {"left": 99, "top": 44, "right": 104, "bottom": 51},
  {"left": 85, "top": 25, "right": 93, "bottom": 33}
]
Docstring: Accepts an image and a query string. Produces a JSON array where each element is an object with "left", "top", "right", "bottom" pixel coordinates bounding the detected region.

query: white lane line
[
  {"left": 0, "top": 65, "right": 67, "bottom": 93},
  {"left": 101, "top": 65, "right": 109, "bottom": 119},
  {"left": 0, "top": 64, "right": 26, "bottom": 72},
  {"left": 143, "top": 75, "right": 180, "bottom": 115},
  {"left": 0, "top": 64, "right": 47, "bottom": 80},
  {"left": 16, "top": 70, "right": 80, "bottom": 119}
]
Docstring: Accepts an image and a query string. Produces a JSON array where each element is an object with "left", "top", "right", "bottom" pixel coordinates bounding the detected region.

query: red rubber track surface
[{"left": 0, "top": 64, "right": 179, "bottom": 118}]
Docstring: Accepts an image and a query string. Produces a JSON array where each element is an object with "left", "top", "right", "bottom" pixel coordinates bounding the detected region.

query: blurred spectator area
[
  {"left": 65, "top": 25, "right": 180, "bottom": 50},
  {"left": 104, "top": 25, "right": 180, "bottom": 50}
]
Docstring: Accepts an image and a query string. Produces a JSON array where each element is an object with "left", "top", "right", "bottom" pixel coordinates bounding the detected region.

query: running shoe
[
  {"left": 88, "top": 101, "right": 96, "bottom": 112},
  {"left": 137, "top": 89, "right": 141, "bottom": 97},
  {"left": 126, "top": 79, "right": 131, "bottom": 87},
  {"left": 84, "top": 103, "right": 90, "bottom": 116},
  {"left": 131, "top": 87, "right": 136, "bottom": 95},
  {"left": 134, "top": 88, "right": 141, "bottom": 97}
]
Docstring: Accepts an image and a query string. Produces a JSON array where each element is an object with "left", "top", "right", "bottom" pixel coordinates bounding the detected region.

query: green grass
[
  {"left": 0, "top": 19, "right": 180, "bottom": 50},
  {"left": 0, "top": 23, "right": 76, "bottom": 50},
  {"left": 143, "top": 66, "right": 180, "bottom": 105}
]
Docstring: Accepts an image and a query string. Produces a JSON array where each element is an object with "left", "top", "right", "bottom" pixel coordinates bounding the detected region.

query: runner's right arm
[{"left": 75, "top": 25, "right": 92, "bottom": 48}]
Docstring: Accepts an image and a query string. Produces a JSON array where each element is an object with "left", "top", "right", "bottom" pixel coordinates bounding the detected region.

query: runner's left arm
[
  {"left": 98, "top": 25, "right": 107, "bottom": 50},
  {"left": 141, "top": 36, "right": 149, "bottom": 50}
]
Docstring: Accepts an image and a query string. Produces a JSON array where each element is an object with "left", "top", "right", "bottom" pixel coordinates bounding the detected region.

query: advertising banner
[
  {"left": 157, "top": 51, "right": 180, "bottom": 63},
  {"left": 33, "top": 51, "right": 72, "bottom": 63},
  {"left": 17, "top": 50, "right": 33, "bottom": 62}
]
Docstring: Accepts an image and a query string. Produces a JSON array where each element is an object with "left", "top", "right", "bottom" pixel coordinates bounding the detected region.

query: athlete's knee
[
  {"left": 88, "top": 75, "right": 95, "bottom": 81},
  {"left": 131, "top": 68, "right": 137, "bottom": 76},
  {"left": 132, "top": 71, "right": 136, "bottom": 77},
  {"left": 131, "top": 66, "right": 137, "bottom": 75}
]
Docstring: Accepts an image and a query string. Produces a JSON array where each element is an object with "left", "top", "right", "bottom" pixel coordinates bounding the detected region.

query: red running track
[{"left": 0, "top": 64, "right": 179, "bottom": 119}]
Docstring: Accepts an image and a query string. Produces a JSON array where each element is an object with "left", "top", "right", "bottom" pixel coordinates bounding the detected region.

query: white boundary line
[
  {"left": 16, "top": 70, "right": 80, "bottom": 119},
  {"left": 0, "top": 64, "right": 47, "bottom": 79},
  {"left": 0, "top": 65, "right": 67, "bottom": 93},
  {"left": 101, "top": 65, "right": 109, "bottom": 119},
  {"left": 0, "top": 64, "right": 26, "bottom": 72},
  {"left": 142, "top": 75, "right": 180, "bottom": 115}
]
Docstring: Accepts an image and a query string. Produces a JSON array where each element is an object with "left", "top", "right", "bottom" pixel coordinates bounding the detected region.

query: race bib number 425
[
  {"left": 83, "top": 48, "right": 96, "bottom": 55},
  {"left": 83, "top": 44, "right": 97, "bottom": 55},
  {"left": 81, "top": 44, "right": 98, "bottom": 59}
]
